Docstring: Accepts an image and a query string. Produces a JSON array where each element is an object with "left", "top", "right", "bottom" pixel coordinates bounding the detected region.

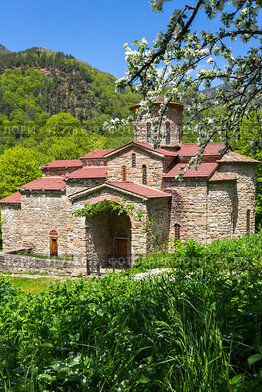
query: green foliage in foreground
[
  {"left": 130, "top": 231, "right": 262, "bottom": 274},
  {"left": 0, "top": 235, "right": 262, "bottom": 391}
]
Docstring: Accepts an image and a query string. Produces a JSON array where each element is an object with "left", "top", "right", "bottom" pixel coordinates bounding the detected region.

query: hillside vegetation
[
  {"left": 0, "top": 47, "right": 138, "bottom": 126},
  {"left": 0, "top": 47, "right": 139, "bottom": 199},
  {"left": 0, "top": 233, "right": 261, "bottom": 391}
]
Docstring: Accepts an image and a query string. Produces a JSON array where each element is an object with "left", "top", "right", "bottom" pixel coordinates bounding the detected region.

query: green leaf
[
  {"left": 248, "top": 353, "right": 262, "bottom": 366},
  {"left": 230, "top": 374, "right": 245, "bottom": 384},
  {"left": 138, "top": 376, "right": 151, "bottom": 384}
]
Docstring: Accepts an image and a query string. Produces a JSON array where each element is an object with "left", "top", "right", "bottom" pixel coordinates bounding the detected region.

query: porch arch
[{"left": 85, "top": 203, "right": 132, "bottom": 265}]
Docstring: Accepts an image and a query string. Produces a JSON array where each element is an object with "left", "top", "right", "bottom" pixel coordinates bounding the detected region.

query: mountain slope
[
  {"left": 0, "top": 44, "right": 11, "bottom": 53},
  {"left": 0, "top": 47, "right": 139, "bottom": 128}
]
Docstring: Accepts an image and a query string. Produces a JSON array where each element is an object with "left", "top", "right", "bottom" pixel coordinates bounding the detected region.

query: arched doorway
[{"left": 86, "top": 206, "right": 131, "bottom": 266}]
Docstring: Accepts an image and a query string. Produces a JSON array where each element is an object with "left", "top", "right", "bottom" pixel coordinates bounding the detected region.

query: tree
[
  {"left": 45, "top": 113, "right": 80, "bottom": 135},
  {"left": 0, "top": 146, "right": 43, "bottom": 199},
  {"left": 115, "top": 0, "right": 262, "bottom": 158}
]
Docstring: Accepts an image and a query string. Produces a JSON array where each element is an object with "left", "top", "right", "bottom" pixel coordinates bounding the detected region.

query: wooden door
[
  {"left": 50, "top": 237, "right": 58, "bottom": 257},
  {"left": 116, "top": 239, "right": 127, "bottom": 259}
]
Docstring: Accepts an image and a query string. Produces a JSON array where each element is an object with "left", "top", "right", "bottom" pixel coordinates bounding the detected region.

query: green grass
[{"left": 7, "top": 277, "right": 57, "bottom": 293}]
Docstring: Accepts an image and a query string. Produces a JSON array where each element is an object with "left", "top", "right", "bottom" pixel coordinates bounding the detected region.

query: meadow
[{"left": 0, "top": 233, "right": 262, "bottom": 391}]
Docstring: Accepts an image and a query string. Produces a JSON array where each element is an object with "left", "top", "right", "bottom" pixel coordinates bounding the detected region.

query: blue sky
[{"left": 0, "top": 0, "right": 258, "bottom": 78}]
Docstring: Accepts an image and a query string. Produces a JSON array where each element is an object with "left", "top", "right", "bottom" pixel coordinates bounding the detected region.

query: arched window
[
  {"left": 142, "top": 165, "right": 147, "bottom": 185},
  {"left": 121, "top": 165, "right": 127, "bottom": 182},
  {"left": 247, "top": 209, "right": 251, "bottom": 233},
  {"left": 166, "top": 122, "right": 171, "bottom": 145},
  {"left": 132, "top": 153, "right": 136, "bottom": 168},
  {"left": 146, "top": 122, "right": 152, "bottom": 142},
  {"left": 174, "top": 224, "right": 181, "bottom": 241},
  {"left": 49, "top": 229, "right": 58, "bottom": 237}
]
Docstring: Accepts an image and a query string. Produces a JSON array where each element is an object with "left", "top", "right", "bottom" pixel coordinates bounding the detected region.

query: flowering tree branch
[{"left": 110, "top": 0, "right": 262, "bottom": 166}]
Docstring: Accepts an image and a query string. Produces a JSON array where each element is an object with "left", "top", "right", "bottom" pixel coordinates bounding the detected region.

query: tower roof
[{"left": 129, "top": 97, "right": 184, "bottom": 112}]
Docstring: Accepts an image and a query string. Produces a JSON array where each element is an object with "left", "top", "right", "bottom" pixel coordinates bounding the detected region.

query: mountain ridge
[{"left": 0, "top": 44, "right": 11, "bottom": 53}]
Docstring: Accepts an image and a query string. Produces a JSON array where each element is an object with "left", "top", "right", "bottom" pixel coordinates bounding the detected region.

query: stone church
[{"left": 0, "top": 99, "right": 259, "bottom": 273}]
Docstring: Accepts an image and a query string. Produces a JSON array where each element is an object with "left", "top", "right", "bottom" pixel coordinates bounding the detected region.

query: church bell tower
[{"left": 129, "top": 97, "right": 183, "bottom": 149}]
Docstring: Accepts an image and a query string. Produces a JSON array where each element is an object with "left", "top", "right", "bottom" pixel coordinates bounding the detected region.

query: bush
[{"left": 130, "top": 231, "right": 262, "bottom": 274}]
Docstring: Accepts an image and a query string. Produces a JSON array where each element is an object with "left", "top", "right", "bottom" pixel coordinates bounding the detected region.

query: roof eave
[
  {"left": 19, "top": 188, "right": 66, "bottom": 193},
  {"left": 217, "top": 160, "right": 260, "bottom": 164},
  {"left": 129, "top": 101, "right": 184, "bottom": 113},
  {"left": 69, "top": 183, "right": 148, "bottom": 202}
]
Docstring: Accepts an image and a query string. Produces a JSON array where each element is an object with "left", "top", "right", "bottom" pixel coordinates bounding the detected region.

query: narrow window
[
  {"left": 142, "top": 165, "right": 147, "bottom": 185},
  {"left": 121, "top": 165, "right": 127, "bottom": 182},
  {"left": 174, "top": 224, "right": 181, "bottom": 241},
  {"left": 134, "top": 125, "right": 137, "bottom": 141},
  {"left": 132, "top": 153, "right": 136, "bottom": 168},
  {"left": 166, "top": 122, "right": 171, "bottom": 145},
  {"left": 146, "top": 122, "right": 151, "bottom": 142},
  {"left": 247, "top": 209, "right": 251, "bottom": 233}
]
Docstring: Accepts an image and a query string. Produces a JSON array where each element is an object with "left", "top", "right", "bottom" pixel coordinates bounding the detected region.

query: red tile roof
[
  {"left": 80, "top": 149, "right": 115, "bottom": 159},
  {"left": 41, "top": 160, "right": 82, "bottom": 169},
  {"left": 163, "top": 163, "right": 218, "bottom": 178},
  {"left": 209, "top": 172, "right": 236, "bottom": 182},
  {"left": 175, "top": 143, "right": 225, "bottom": 157},
  {"left": 107, "top": 181, "right": 171, "bottom": 198},
  {"left": 0, "top": 191, "right": 21, "bottom": 204},
  {"left": 19, "top": 177, "right": 66, "bottom": 191},
  {"left": 66, "top": 167, "right": 107, "bottom": 179},
  {"left": 218, "top": 150, "right": 260, "bottom": 164},
  {"left": 104, "top": 141, "right": 176, "bottom": 158}
]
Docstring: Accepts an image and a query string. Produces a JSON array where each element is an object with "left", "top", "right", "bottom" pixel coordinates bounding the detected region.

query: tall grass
[{"left": 0, "top": 234, "right": 261, "bottom": 391}]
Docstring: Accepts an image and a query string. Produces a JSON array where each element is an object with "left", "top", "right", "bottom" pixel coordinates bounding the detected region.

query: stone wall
[
  {"left": 134, "top": 105, "right": 182, "bottom": 146},
  {"left": 81, "top": 158, "right": 107, "bottom": 167},
  {"left": 107, "top": 146, "right": 164, "bottom": 188},
  {"left": 217, "top": 163, "right": 256, "bottom": 236},
  {"left": 41, "top": 167, "right": 81, "bottom": 177},
  {"left": 162, "top": 178, "right": 208, "bottom": 243},
  {"left": 147, "top": 198, "right": 170, "bottom": 252},
  {"left": 66, "top": 178, "right": 105, "bottom": 196},
  {"left": 0, "top": 252, "right": 84, "bottom": 275},
  {"left": 207, "top": 180, "right": 238, "bottom": 242},
  {"left": 20, "top": 190, "right": 74, "bottom": 258},
  {"left": 1, "top": 204, "right": 22, "bottom": 250}
]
